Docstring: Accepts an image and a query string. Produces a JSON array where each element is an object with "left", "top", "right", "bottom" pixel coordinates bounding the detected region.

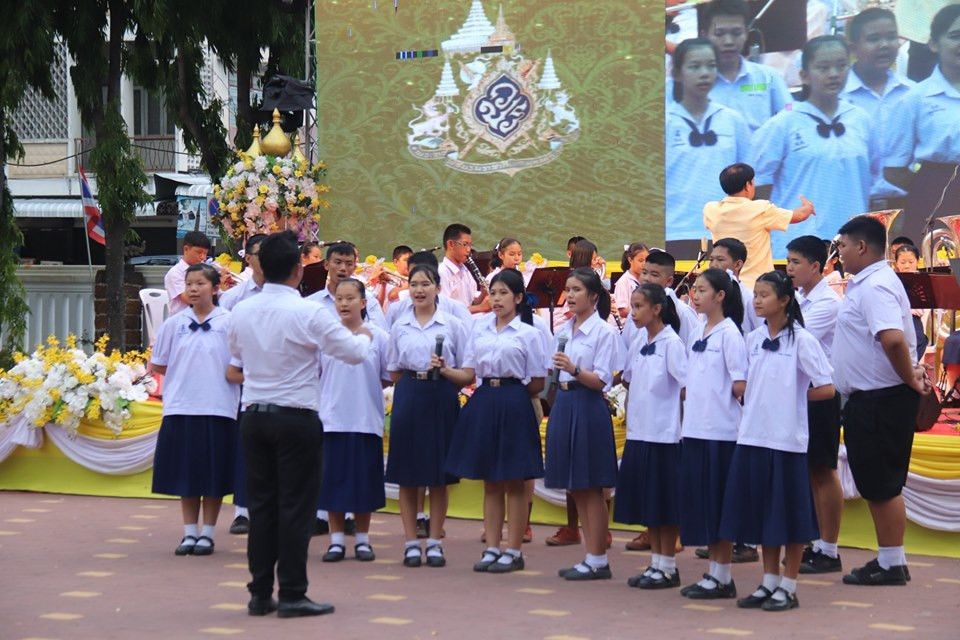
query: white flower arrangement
[{"left": 0, "top": 335, "right": 156, "bottom": 438}]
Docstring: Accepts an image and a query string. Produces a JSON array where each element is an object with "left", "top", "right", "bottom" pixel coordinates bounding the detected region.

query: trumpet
[{"left": 378, "top": 268, "right": 408, "bottom": 286}]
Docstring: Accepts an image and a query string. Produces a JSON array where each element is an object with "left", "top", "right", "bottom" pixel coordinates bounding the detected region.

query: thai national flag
[{"left": 78, "top": 166, "right": 106, "bottom": 246}]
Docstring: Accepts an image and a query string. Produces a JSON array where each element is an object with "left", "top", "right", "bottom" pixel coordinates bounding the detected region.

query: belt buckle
[
  {"left": 559, "top": 382, "right": 570, "bottom": 391},
  {"left": 489, "top": 378, "right": 501, "bottom": 388},
  {"left": 415, "top": 371, "right": 429, "bottom": 380}
]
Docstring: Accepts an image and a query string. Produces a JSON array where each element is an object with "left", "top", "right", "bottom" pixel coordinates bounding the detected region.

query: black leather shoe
[
  {"left": 312, "top": 518, "right": 329, "bottom": 537},
  {"left": 737, "top": 585, "right": 774, "bottom": 609},
  {"left": 174, "top": 536, "right": 197, "bottom": 556},
  {"left": 638, "top": 569, "right": 681, "bottom": 589},
  {"left": 277, "top": 597, "right": 335, "bottom": 618},
  {"left": 761, "top": 588, "right": 799, "bottom": 611},
  {"left": 487, "top": 554, "right": 524, "bottom": 573},
  {"left": 562, "top": 564, "right": 612, "bottom": 581},
  {"left": 425, "top": 544, "right": 446, "bottom": 567},
  {"left": 247, "top": 595, "right": 278, "bottom": 616},
  {"left": 694, "top": 547, "right": 709, "bottom": 559},
  {"left": 355, "top": 543, "right": 375, "bottom": 562},
  {"left": 842, "top": 559, "right": 907, "bottom": 586},
  {"left": 732, "top": 544, "right": 759, "bottom": 563},
  {"left": 344, "top": 518, "right": 357, "bottom": 536},
  {"left": 799, "top": 549, "right": 842, "bottom": 574},
  {"left": 322, "top": 544, "right": 345, "bottom": 563},
  {"left": 685, "top": 576, "right": 737, "bottom": 599},
  {"left": 229, "top": 516, "right": 249, "bottom": 535},
  {"left": 192, "top": 536, "right": 215, "bottom": 556},
  {"left": 681, "top": 573, "right": 712, "bottom": 596},
  {"left": 474, "top": 551, "right": 500, "bottom": 572},
  {"left": 403, "top": 547, "right": 422, "bottom": 567},
  {"left": 416, "top": 517, "right": 429, "bottom": 539},
  {"left": 628, "top": 566, "right": 655, "bottom": 587}
]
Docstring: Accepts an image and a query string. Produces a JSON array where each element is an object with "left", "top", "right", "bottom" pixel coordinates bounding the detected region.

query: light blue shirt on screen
[{"left": 885, "top": 65, "right": 960, "bottom": 167}]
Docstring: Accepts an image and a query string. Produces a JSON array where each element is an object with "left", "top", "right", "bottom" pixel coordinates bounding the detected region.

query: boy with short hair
[
  {"left": 709, "top": 237, "right": 760, "bottom": 333},
  {"left": 439, "top": 223, "right": 489, "bottom": 314},
  {"left": 164, "top": 231, "right": 212, "bottom": 315},
  {"left": 306, "top": 242, "right": 388, "bottom": 330}
]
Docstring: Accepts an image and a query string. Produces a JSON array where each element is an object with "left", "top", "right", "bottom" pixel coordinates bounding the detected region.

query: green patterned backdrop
[{"left": 314, "top": 0, "right": 663, "bottom": 260}]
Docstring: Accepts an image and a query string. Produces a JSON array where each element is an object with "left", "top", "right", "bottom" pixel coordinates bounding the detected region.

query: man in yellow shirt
[{"left": 703, "top": 163, "right": 816, "bottom": 288}]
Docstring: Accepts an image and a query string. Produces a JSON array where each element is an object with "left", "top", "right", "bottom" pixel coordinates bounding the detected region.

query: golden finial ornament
[
  {"left": 291, "top": 132, "right": 307, "bottom": 164},
  {"left": 261, "top": 108, "right": 292, "bottom": 157},
  {"left": 245, "top": 124, "right": 262, "bottom": 157}
]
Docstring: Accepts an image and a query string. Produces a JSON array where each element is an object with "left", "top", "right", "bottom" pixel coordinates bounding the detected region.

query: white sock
[
  {"left": 708, "top": 560, "right": 718, "bottom": 578},
  {"left": 660, "top": 555, "right": 677, "bottom": 575},
  {"left": 234, "top": 506, "right": 248, "bottom": 519},
  {"left": 812, "top": 539, "right": 822, "bottom": 553},
  {"left": 404, "top": 539, "right": 420, "bottom": 556},
  {"left": 183, "top": 523, "right": 199, "bottom": 540},
  {"left": 878, "top": 546, "right": 902, "bottom": 570},
  {"left": 194, "top": 524, "right": 215, "bottom": 546},
  {"left": 651, "top": 552, "right": 662, "bottom": 571},
  {"left": 585, "top": 553, "right": 608, "bottom": 569},
  {"left": 819, "top": 540, "right": 839, "bottom": 558},
  {"left": 316, "top": 510, "right": 328, "bottom": 520},
  {"left": 426, "top": 538, "right": 443, "bottom": 557},
  {"left": 714, "top": 562, "right": 732, "bottom": 585},
  {"left": 483, "top": 546, "right": 500, "bottom": 561},
  {"left": 898, "top": 547, "right": 908, "bottom": 566},
  {"left": 497, "top": 548, "right": 521, "bottom": 564},
  {"left": 697, "top": 575, "right": 717, "bottom": 589},
  {"left": 355, "top": 532, "right": 370, "bottom": 545},
  {"left": 573, "top": 561, "right": 591, "bottom": 573},
  {"left": 331, "top": 532, "right": 345, "bottom": 547},
  {"left": 753, "top": 573, "right": 780, "bottom": 598},
  {"left": 771, "top": 576, "right": 796, "bottom": 602},
  {"left": 417, "top": 511, "right": 427, "bottom": 520}
]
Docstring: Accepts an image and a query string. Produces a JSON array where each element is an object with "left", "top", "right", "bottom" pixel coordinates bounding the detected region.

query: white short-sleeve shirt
[
  {"left": 885, "top": 66, "right": 960, "bottom": 168},
  {"left": 667, "top": 287, "right": 701, "bottom": 348},
  {"left": 798, "top": 278, "right": 841, "bottom": 360},
  {"left": 751, "top": 100, "right": 879, "bottom": 258},
  {"left": 150, "top": 306, "right": 240, "bottom": 418},
  {"left": 219, "top": 276, "right": 263, "bottom": 311},
  {"left": 307, "top": 285, "right": 388, "bottom": 331},
  {"left": 833, "top": 260, "right": 916, "bottom": 395},
  {"left": 318, "top": 324, "right": 391, "bottom": 436},
  {"left": 439, "top": 256, "right": 479, "bottom": 307},
  {"left": 464, "top": 314, "right": 546, "bottom": 384},
  {"left": 553, "top": 312, "right": 624, "bottom": 392},
  {"left": 163, "top": 259, "right": 190, "bottom": 316},
  {"left": 681, "top": 318, "right": 747, "bottom": 442},
  {"left": 739, "top": 324, "right": 834, "bottom": 453},
  {"left": 388, "top": 309, "right": 468, "bottom": 372},
  {"left": 623, "top": 326, "right": 686, "bottom": 443},
  {"left": 613, "top": 271, "right": 641, "bottom": 313},
  {"left": 386, "top": 294, "right": 472, "bottom": 328}
]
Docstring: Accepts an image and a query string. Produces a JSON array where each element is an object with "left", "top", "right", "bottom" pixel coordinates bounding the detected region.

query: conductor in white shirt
[{"left": 227, "top": 231, "right": 373, "bottom": 618}]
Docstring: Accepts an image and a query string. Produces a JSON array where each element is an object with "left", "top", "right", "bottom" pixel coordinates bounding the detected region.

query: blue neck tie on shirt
[
  {"left": 804, "top": 112, "right": 845, "bottom": 138},
  {"left": 761, "top": 337, "right": 780, "bottom": 352},
  {"left": 682, "top": 114, "right": 717, "bottom": 147},
  {"left": 189, "top": 320, "right": 211, "bottom": 332},
  {"left": 691, "top": 336, "right": 709, "bottom": 353},
  {"left": 639, "top": 342, "right": 656, "bottom": 356}
]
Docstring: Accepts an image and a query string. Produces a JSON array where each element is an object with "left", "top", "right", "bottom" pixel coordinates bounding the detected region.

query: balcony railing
[{"left": 74, "top": 136, "right": 176, "bottom": 174}]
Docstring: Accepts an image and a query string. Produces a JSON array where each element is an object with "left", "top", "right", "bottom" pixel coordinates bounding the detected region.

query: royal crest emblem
[{"left": 407, "top": 0, "right": 580, "bottom": 176}]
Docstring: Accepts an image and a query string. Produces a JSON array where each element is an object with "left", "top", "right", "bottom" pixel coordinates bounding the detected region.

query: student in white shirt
[
  {"left": 316, "top": 278, "right": 392, "bottom": 565},
  {"left": 484, "top": 237, "right": 528, "bottom": 286},
  {"left": 832, "top": 216, "right": 929, "bottom": 588},
  {"left": 667, "top": 38, "right": 750, "bottom": 242},
  {"left": 841, "top": 8, "right": 915, "bottom": 199},
  {"left": 227, "top": 231, "right": 373, "bottom": 618},
  {"left": 613, "top": 242, "right": 649, "bottom": 323},
  {"left": 386, "top": 251, "right": 473, "bottom": 329},
  {"left": 150, "top": 263, "right": 239, "bottom": 557},
  {"left": 785, "top": 235, "right": 844, "bottom": 575},
  {"left": 752, "top": 36, "right": 878, "bottom": 258},
  {"left": 306, "top": 242, "right": 388, "bottom": 330},
  {"left": 438, "top": 223, "right": 489, "bottom": 313},
  {"left": 446, "top": 269, "right": 546, "bottom": 573},
  {"left": 163, "top": 231, "right": 211, "bottom": 316},
  {"left": 709, "top": 238, "right": 760, "bottom": 334},
  {"left": 719, "top": 270, "right": 835, "bottom": 612},
  {"left": 615, "top": 284, "right": 687, "bottom": 590},
  {"left": 385, "top": 263, "right": 469, "bottom": 569},
  {"left": 679, "top": 267, "right": 746, "bottom": 601},
  {"left": 547, "top": 268, "right": 623, "bottom": 581}
]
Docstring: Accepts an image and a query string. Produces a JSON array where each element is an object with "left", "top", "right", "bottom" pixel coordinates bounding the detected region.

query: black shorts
[
  {"left": 807, "top": 392, "right": 841, "bottom": 469},
  {"left": 842, "top": 385, "right": 920, "bottom": 501}
]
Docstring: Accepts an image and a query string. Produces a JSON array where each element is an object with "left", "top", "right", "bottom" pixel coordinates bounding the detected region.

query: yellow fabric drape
[
  {"left": 75, "top": 401, "right": 163, "bottom": 440},
  {"left": 909, "top": 433, "right": 960, "bottom": 480}
]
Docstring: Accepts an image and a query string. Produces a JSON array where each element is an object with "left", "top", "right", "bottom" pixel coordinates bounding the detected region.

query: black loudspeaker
[
  {"left": 698, "top": 0, "right": 807, "bottom": 54},
  {"left": 272, "top": 0, "right": 307, "bottom": 13},
  {"left": 258, "top": 75, "right": 314, "bottom": 133}
]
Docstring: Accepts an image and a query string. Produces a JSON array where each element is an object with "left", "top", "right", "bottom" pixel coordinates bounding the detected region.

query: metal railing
[{"left": 74, "top": 136, "right": 176, "bottom": 173}]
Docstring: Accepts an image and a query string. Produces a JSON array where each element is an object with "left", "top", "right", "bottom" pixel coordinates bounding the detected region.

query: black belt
[
  {"left": 849, "top": 384, "right": 912, "bottom": 400},
  {"left": 482, "top": 377, "right": 523, "bottom": 388},
  {"left": 559, "top": 380, "right": 585, "bottom": 391},
  {"left": 402, "top": 369, "right": 433, "bottom": 380},
  {"left": 245, "top": 403, "right": 317, "bottom": 417}
]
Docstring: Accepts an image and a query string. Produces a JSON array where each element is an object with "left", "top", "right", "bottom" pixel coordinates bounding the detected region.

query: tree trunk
[
  {"left": 0, "top": 106, "right": 6, "bottom": 213},
  {"left": 235, "top": 55, "right": 254, "bottom": 150}
]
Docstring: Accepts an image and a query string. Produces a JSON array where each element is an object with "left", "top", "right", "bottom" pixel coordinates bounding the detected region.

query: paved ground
[{"left": 2, "top": 492, "right": 958, "bottom": 640}]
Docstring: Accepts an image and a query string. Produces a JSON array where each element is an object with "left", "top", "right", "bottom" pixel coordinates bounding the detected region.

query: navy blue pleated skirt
[
  {"left": 679, "top": 437, "right": 736, "bottom": 546},
  {"left": 152, "top": 415, "right": 237, "bottom": 498},
  {"left": 718, "top": 444, "right": 820, "bottom": 546},
  {"left": 446, "top": 383, "right": 544, "bottom": 482},
  {"left": 544, "top": 386, "right": 618, "bottom": 490},
  {"left": 613, "top": 440, "right": 681, "bottom": 527},
  {"left": 384, "top": 376, "right": 460, "bottom": 487},
  {"left": 318, "top": 432, "right": 386, "bottom": 513}
]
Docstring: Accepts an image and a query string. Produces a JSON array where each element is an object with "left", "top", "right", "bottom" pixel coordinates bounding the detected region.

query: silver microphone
[{"left": 551, "top": 335, "right": 569, "bottom": 385}]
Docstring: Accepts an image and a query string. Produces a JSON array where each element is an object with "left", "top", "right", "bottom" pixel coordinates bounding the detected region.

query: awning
[
  {"left": 154, "top": 172, "right": 212, "bottom": 201},
  {"left": 12, "top": 198, "right": 157, "bottom": 219}
]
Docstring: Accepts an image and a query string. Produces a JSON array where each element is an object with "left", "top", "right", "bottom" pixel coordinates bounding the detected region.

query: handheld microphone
[
  {"left": 551, "top": 335, "right": 569, "bottom": 385},
  {"left": 432, "top": 334, "right": 445, "bottom": 381},
  {"left": 315, "top": 239, "right": 346, "bottom": 249}
]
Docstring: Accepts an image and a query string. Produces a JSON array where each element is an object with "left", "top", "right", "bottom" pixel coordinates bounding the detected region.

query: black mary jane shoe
[
  {"left": 562, "top": 564, "right": 612, "bottom": 581},
  {"left": 681, "top": 573, "right": 711, "bottom": 596},
  {"left": 247, "top": 595, "right": 278, "bottom": 617},
  {"left": 487, "top": 554, "right": 524, "bottom": 574},
  {"left": 684, "top": 575, "right": 736, "bottom": 599},
  {"left": 192, "top": 536, "right": 215, "bottom": 556},
  {"left": 174, "top": 535, "right": 198, "bottom": 556},
  {"left": 737, "top": 585, "right": 774, "bottom": 609},
  {"left": 628, "top": 566, "right": 656, "bottom": 588},
  {"left": 474, "top": 551, "right": 501, "bottom": 572},
  {"left": 355, "top": 543, "right": 376, "bottom": 562},
  {"left": 761, "top": 588, "right": 799, "bottom": 612},
  {"left": 425, "top": 544, "right": 446, "bottom": 568},
  {"left": 322, "top": 544, "right": 346, "bottom": 562},
  {"left": 637, "top": 570, "right": 681, "bottom": 590},
  {"left": 402, "top": 546, "right": 422, "bottom": 568}
]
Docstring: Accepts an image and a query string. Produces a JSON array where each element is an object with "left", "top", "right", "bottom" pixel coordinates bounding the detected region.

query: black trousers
[{"left": 240, "top": 410, "right": 323, "bottom": 601}]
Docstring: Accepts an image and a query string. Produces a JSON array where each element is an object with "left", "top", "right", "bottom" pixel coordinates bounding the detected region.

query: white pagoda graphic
[{"left": 407, "top": 1, "right": 580, "bottom": 176}]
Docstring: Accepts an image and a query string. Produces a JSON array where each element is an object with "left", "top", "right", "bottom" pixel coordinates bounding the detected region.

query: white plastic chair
[{"left": 139, "top": 288, "right": 169, "bottom": 348}]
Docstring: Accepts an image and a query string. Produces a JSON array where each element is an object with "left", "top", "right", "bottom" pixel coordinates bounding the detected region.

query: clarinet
[
  {"left": 612, "top": 309, "right": 624, "bottom": 333},
  {"left": 465, "top": 255, "right": 491, "bottom": 295}
]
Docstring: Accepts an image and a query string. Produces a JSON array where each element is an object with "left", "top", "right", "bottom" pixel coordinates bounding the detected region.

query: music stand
[
  {"left": 527, "top": 267, "right": 570, "bottom": 334},
  {"left": 898, "top": 265, "right": 960, "bottom": 310},
  {"left": 299, "top": 262, "right": 328, "bottom": 298},
  {"left": 472, "top": 250, "right": 494, "bottom": 276}
]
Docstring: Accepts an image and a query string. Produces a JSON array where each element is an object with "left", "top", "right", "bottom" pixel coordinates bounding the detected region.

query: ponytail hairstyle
[
  {"left": 798, "top": 35, "right": 850, "bottom": 101},
  {"left": 569, "top": 239, "right": 597, "bottom": 269},
  {"left": 336, "top": 277, "right": 369, "bottom": 320},
  {"left": 756, "top": 270, "right": 805, "bottom": 340},
  {"left": 490, "top": 267, "right": 533, "bottom": 325},
  {"left": 671, "top": 38, "right": 718, "bottom": 102},
  {"left": 408, "top": 263, "right": 442, "bottom": 308},
  {"left": 185, "top": 263, "right": 222, "bottom": 304},
  {"left": 620, "top": 241, "right": 650, "bottom": 272},
  {"left": 697, "top": 267, "right": 745, "bottom": 332},
  {"left": 569, "top": 266, "right": 612, "bottom": 321},
  {"left": 634, "top": 283, "right": 681, "bottom": 333},
  {"left": 490, "top": 237, "right": 521, "bottom": 270}
]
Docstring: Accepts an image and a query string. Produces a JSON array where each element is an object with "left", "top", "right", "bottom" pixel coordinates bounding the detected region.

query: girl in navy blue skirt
[
  {"left": 615, "top": 284, "right": 687, "bottom": 590},
  {"left": 719, "top": 271, "right": 834, "bottom": 611},
  {"left": 547, "top": 267, "right": 624, "bottom": 581},
  {"left": 680, "top": 268, "right": 746, "bottom": 600},
  {"left": 385, "top": 263, "right": 469, "bottom": 568},
  {"left": 447, "top": 268, "right": 546, "bottom": 573},
  {"left": 317, "top": 279, "right": 392, "bottom": 564},
  {"left": 151, "top": 263, "right": 239, "bottom": 556}
]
